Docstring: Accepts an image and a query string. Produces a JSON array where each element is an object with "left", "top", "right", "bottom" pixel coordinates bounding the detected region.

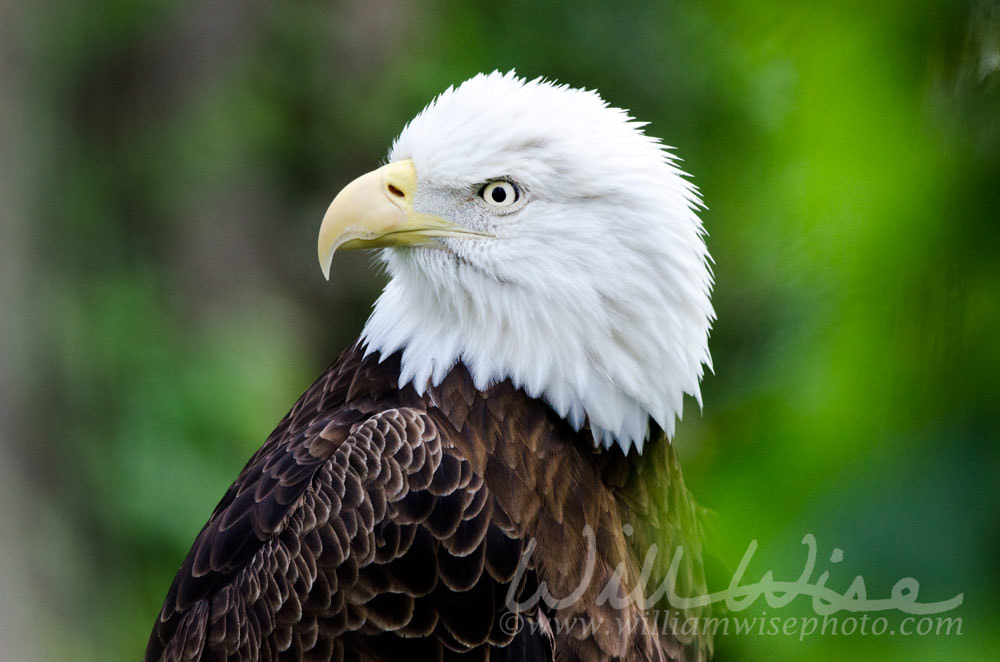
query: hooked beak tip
[{"left": 319, "top": 250, "right": 333, "bottom": 281}]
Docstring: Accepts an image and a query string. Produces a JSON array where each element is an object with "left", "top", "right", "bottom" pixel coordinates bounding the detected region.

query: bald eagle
[{"left": 147, "top": 72, "right": 715, "bottom": 662}]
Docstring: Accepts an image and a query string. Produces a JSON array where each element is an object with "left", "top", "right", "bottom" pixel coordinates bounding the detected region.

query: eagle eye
[{"left": 479, "top": 181, "right": 519, "bottom": 208}]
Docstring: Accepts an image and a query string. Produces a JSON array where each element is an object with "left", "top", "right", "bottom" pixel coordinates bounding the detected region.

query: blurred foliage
[{"left": 2, "top": 1, "right": 998, "bottom": 660}]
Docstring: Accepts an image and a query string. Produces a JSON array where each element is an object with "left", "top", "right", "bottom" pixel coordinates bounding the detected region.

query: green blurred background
[{"left": 1, "top": 1, "right": 997, "bottom": 660}]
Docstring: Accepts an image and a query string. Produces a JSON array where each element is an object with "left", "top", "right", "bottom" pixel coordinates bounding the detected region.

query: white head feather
[{"left": 360, "top": 71, "right": 714, "bottom": 454}]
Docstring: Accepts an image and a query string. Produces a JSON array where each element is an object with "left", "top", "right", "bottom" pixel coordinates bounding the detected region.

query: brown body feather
[{"left": 147, "top": 345, "right": 710, "bottom": 662}]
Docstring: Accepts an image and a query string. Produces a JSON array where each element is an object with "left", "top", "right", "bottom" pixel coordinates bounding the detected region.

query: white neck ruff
[{"left": 360, "top": 244, "right": 712, "bottom": 454}]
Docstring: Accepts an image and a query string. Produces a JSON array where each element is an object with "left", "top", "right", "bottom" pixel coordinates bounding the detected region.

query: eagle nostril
[{"left": 386, "top": 184, "right": 405, "bottom": 198}]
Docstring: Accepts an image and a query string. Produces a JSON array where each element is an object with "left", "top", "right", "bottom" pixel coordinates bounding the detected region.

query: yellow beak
[{"left": 317, "top": 159, "right": 484, "bottom": 279}]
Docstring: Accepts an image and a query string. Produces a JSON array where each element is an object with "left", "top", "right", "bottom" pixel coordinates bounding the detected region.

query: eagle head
[{"left": 318, "top": 72, "right": 714, "bottom": 454}]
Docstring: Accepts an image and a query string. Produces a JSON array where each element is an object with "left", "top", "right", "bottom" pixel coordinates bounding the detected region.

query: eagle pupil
[{"left": 491, "top": 187, "right": 507, "bottom": 203}]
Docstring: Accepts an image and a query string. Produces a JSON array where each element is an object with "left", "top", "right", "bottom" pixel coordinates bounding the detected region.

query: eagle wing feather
[{"left": 147, "top": 352, "right": 540, "bottom": 662}]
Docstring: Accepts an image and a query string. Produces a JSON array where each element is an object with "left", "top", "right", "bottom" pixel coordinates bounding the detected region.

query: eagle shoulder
[{"left": 147, "top": 352, "right": 540, "bottom": 661}]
